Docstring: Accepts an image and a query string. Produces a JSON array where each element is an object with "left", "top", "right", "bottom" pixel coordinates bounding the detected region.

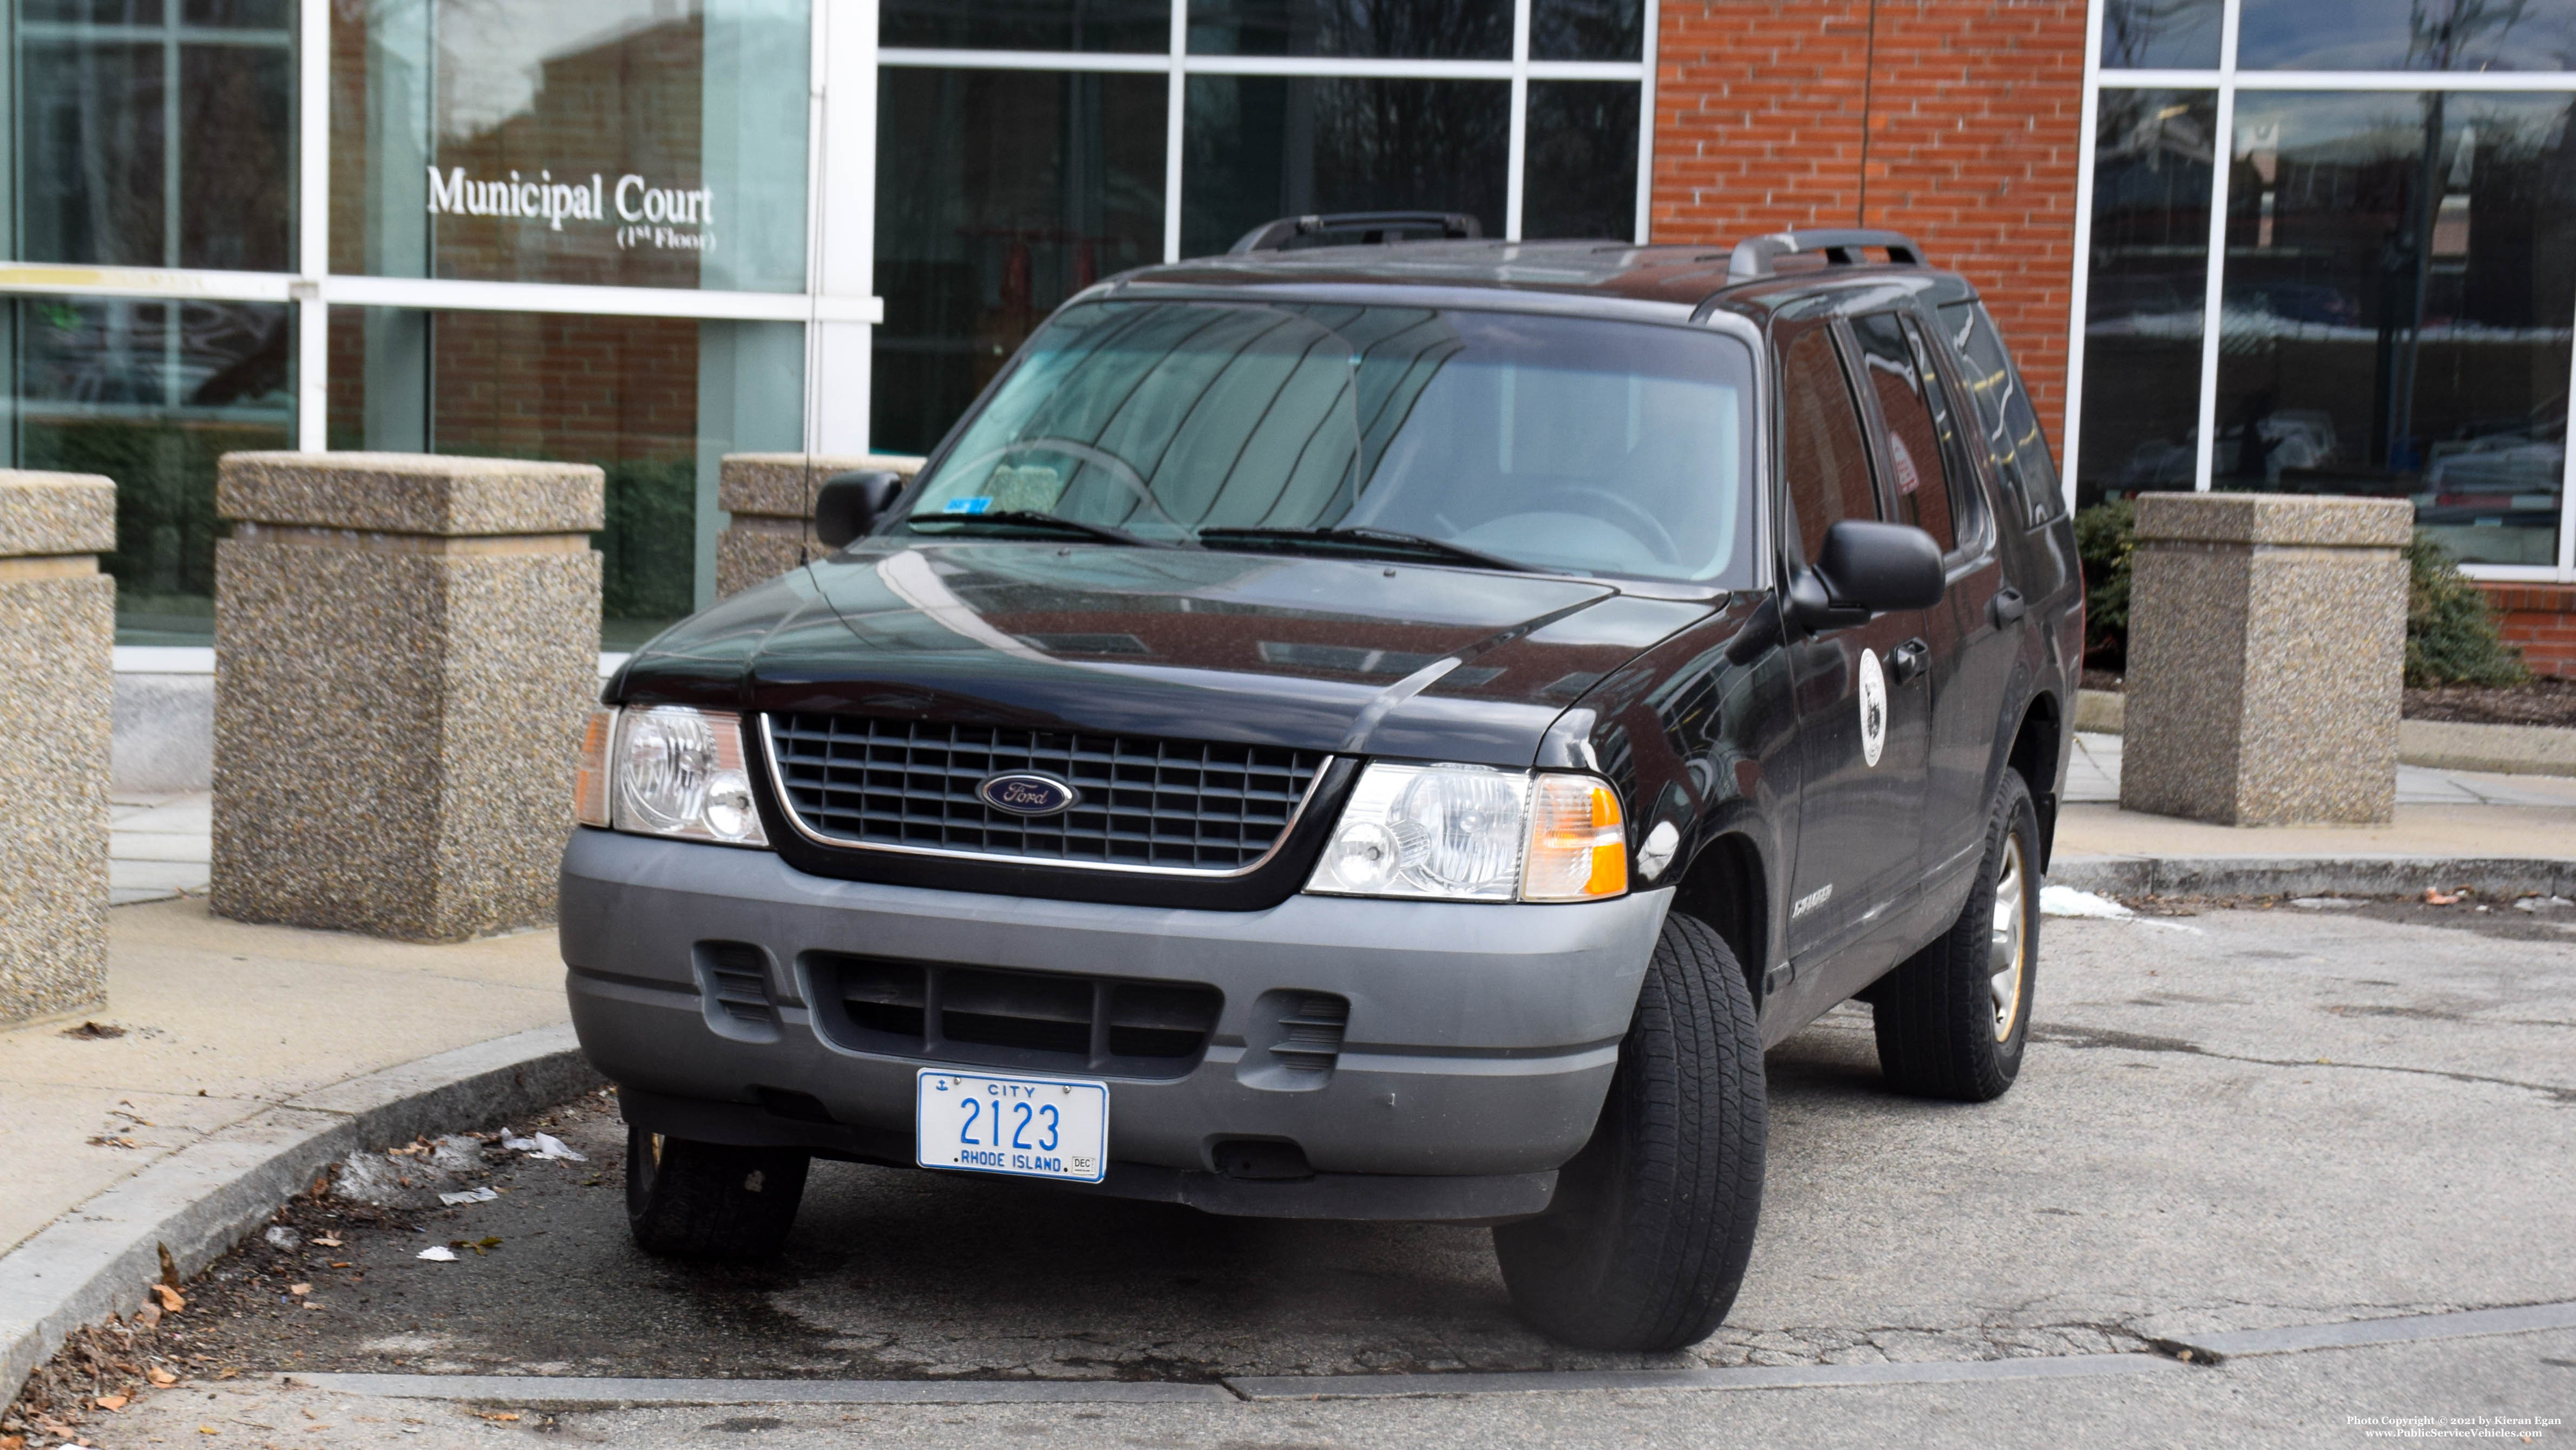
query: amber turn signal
[
  {"left": 573, "top": 706, "right": 617, "bottom": 828},
  {"left": 1522, "top": 774, "right": 1628, "bottom": 901}
]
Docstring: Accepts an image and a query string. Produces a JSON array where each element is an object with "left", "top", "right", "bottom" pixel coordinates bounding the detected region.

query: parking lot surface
[{"left": 77, "top": 900, "right": 2576, "bottom": 1445}]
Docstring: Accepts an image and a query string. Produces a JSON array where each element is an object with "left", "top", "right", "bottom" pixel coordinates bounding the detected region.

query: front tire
[
  {"left": 1493, "top": 912, "right": 1767, "bottom": 1352},
  {"left": 625, "top": 1124, "right": 811, "bottom": 1262},
  {"left": 1872, "top": 767, "right": 2042, "bottom": 1101}
]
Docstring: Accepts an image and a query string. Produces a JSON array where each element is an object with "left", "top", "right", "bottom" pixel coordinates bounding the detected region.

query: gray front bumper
[{"left": 560, "top": 829, "right": 1668, "bottom": 1209}]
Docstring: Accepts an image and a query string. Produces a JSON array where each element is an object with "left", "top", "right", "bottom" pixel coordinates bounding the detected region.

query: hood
[{"left": 613, "top": 543, "right": 1721, "bottom": 766}]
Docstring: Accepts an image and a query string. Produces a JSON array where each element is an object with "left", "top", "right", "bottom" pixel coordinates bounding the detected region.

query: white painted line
[
  {"left": 2165, "top": 1301, "right": 2576, "bottom": 1362},
  {"left": 1224, "top": 1352, "right": 2180, "bottom": 1400},
  {"left": 290, "top": 1374, "right": 1237, "bottom": 1406}
]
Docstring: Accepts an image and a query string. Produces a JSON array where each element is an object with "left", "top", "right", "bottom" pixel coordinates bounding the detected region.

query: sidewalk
[
  {"left": 0, "top": 898, "right": 567, "bottom": 1257},
  {"left": 2057, "top": 731, "right": 2576, "bottom": 861}
]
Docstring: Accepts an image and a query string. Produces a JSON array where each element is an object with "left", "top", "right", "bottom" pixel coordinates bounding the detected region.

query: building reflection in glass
[
  {"left": 2075, "top": 89, "right": 2216, "bottom": 506},
  {"left": 2215, "top": 91, "right": 2574, "bottom": 566},
  {"left": 2100, "top": 0, "right": 2223, "bottom": 69},
  {"left": 2239, "top": 0, "right": 2576, "bottom": 72}
]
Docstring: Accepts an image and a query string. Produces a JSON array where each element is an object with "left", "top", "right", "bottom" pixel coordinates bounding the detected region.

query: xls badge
[{"left": 1857, "top": 648, "right": 1889, "bottom": 768}]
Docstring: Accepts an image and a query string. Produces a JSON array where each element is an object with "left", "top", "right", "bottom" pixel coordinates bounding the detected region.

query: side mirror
[
  {"left": 1788, "top": 519, "right": 1944, "bottom": 631},
  {"left": 814, "top": 469, "right": 907, "bottom": 549}
]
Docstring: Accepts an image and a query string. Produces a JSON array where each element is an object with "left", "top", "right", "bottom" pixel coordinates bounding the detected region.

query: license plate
[{"left": 915, "top": 1069, "right": 1109, "bottom": 1184}]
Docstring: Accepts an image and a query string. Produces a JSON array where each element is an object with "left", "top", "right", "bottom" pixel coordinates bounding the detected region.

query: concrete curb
[
  {"left": 2050, "top": 854, "right": 2576, "bottom": 899},
  {"left": 2073, "top": 688, "right": 2576, "bottom": 778},
  {"left": 0, "top": 1024, "right": 599, "bottom": 1405}
]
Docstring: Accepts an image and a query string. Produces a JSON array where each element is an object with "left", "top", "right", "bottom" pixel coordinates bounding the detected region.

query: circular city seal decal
[
  {"left": 1858, "top": 648, "right": 1889, "bottom": 768},
  {"left": 979, "top": 772, "right": 1082, "bottom": 817}
]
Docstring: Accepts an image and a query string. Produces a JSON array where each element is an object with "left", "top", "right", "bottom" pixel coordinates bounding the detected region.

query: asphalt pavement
[{"left": 70, "top": 897, "right": 2576, "bottom": 1447}]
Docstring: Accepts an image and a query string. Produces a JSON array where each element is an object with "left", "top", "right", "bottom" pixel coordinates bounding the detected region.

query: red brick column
[
  {"left": 1651, "top": 0, "right": 2089, "bottom": 441},
  {"left": 2478, "top": 582, "right": 2576, "bottom": 678}
]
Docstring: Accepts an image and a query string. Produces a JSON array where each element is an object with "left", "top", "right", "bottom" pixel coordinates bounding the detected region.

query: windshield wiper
[
  {"left": 1196, "top": 525, "right": 1531, "bottom": 572},
  {"left": 906, "top": 510, "right": 1166, "bottom": 547}
]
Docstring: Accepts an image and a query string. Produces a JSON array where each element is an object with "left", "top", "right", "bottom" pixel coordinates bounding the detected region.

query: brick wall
[
  {"left": 1651, "top": 0, "right": 2089, "bottom": 440},
  {"left": 2479, "top": 582, "right": 2576, "bottom": 680}
]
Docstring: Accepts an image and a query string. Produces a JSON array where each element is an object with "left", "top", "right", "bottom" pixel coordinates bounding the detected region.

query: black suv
[{"left": 561, "top": 221, "right": 2083, "bottom": 1354}]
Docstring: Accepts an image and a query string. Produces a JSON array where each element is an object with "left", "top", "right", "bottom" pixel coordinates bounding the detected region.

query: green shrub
[
  {"left": 2405, "top": 533, "right": 2527, "bottom": 688},
  {"left": 2072, "top": 500, "right": 2134, "bottom": 669}
]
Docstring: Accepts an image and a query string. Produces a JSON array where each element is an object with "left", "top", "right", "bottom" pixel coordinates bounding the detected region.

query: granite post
[
  {"left": 0, "top": 472, "right": 115, "bottom": 1025},
  {"left": 2120, "top": 493, "right": 2414, "bottom": 826},
  {"left": 716, "top": 453, "right": 922, "bottom": 598},
  {"left": 211, "top": 453, "right": 603, "bottom": 940}
]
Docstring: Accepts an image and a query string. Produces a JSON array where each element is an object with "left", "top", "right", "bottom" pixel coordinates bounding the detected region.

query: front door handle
[
  {"left": 1990, "top": 587, "right": 2027, "bottom": 626},
  {"left": 1889, "top": 637, "right": 1930, "bottom": 684}
]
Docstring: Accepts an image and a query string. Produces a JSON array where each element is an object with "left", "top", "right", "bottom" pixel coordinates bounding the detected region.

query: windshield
[{"left": 893, "top": 301, "right": 1757, "bottom": 585}]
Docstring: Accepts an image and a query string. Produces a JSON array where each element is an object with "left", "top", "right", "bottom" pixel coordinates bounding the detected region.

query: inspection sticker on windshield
[
  {"left": 917, "top": 1069, "right": 1108, "bottom": 1184},
  {"left": 941, "top": 497, "right": 993, "bottom": 514}
]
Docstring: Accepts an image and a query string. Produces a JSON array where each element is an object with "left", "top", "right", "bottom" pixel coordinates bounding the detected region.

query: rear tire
[
  {"left": 1872, "top": 768, "right": 2042, "bottom": 1102},
  {"left": 1493, "top": 911, "right": 1767, "bottom": 1352},
  {"left": 625, "top": 1123, "right": 810, "bottom": 1262}
]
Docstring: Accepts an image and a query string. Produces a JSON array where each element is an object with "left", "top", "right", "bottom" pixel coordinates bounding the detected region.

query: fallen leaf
[
  {"left": 217, "top": 1367, "right": 240, "bottom": 1380},
  {"left": 95, "top": 1393, "right": 130, "bottom": 1410},
  {"left": 200, "top": 1426, "right": 220, "bottom": 1435},
  {"left": 152, "top": 1283, "right": 186, "bottom": 1313},
  {"left": 148, "top": 1367, "right": 179, "bottom": 1386},
  {"left": 288, "top": 1283, "right": 310, "bottom": 1296},
  {"left": 137, "top": 1301, "right": 163, "bottom": 1330},
  {"left": 312, "top": 1237, "right": 343, "bottom": 1249},
  {"left": 2425, "top": 887, "right": 2463, "bottom": 905},
  {"left": 1, "top": 1433, "right": 22, "bottom": 1449},
  {"left": 327, "top": 1262, "right": 351, "bottom": 1269},
  {"left": 475, "top": 1413, "right": 521, "bottom": 1423}
]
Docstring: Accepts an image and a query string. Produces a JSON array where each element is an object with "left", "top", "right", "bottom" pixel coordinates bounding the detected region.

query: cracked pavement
[{"left": 72, "top": 901, "right": 2576, "bottom": 1445}]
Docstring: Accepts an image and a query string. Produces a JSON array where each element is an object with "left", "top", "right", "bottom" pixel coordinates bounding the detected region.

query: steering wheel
[
  {"left": 956, "top": 437, "right": 1184, "bottom": 531},
  {"left": 1528, "top": 485, "right": 1682, "bottom": 565}
]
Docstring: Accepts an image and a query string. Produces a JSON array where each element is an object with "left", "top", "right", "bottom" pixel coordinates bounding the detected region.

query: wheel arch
[
  {"left": 2005, "top": 689, "right": 2064, "bottom": 870},
  {"left": 1670, "top": 831, "right": 1770, "bottom": 1011}
]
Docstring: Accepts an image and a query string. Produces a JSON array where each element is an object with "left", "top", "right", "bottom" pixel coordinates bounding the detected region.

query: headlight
[
  {"left": 1305, "top": 763, "right": 1626, "bottom": 903},
  {"left": 601, "top": 705, "right": 769, "bottom": 847}
]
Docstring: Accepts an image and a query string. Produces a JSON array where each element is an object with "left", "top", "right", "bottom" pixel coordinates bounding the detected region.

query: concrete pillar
[
  {"left": 716, "top": 452, "right": 922, "bottom": 598},
  {"left": 211, "top": 453, "right": 603, "bottom": 941},
  {"left": 0, "top": 471, "right": 115, "bottom": 1026},
  {"left": 2120, "top": 493, "right": 2413, "bottom": 826}
]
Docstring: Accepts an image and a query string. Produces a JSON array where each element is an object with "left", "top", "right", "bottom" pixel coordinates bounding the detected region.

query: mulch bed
[{"left": 2080, "top": 671, "right": 2576, "bottom": 729}]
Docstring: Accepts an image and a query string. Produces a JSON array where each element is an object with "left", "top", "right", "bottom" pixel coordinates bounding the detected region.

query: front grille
[
  {"left": 809, "top": 952, "right": 1222, "bottom": 1081},
  {"left": 766, "top": 715, "right": 1326, "bottom": 874}
]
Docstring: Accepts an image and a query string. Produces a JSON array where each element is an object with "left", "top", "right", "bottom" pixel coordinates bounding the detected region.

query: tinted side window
[
  {"left": 1937, "top": 300, "right": 2064, "bottom": 525},
  {"left": 1775, "top": 321, "right": 1878, "bottom": 565},
  {"left": 1849, "top": 310, "right": 1971, "bottom": 555}
]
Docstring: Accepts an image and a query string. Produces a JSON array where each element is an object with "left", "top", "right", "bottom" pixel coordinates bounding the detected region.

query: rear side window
[
  {"left": 1937, "top": 301, "right": 2064, "bottom": 525},
  {"left": 1849, "top": 311, "right": 1977, "bottom": 557},
  {"left": 1774, "top": 321, "right": 1879, "bottom": 565}
]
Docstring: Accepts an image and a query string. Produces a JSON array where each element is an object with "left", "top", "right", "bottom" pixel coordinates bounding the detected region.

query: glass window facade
[
  {"left": 2074, "top": 0, "right": 2576, "bottom": 580},
  {"left": 1181, "top": 75, "right": 1509, "bottom": 257},
  {"left": 2214, "top": 91, "right": 2573, "bottom": 565}
]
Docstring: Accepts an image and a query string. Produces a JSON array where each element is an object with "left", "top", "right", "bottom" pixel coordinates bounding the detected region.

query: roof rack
[
  {"left": 1229, "top": 211, "right": 1485, "bottom": 254},
  {"left": 1726, "top": 228, "right": 1927, "bottom": 281}
]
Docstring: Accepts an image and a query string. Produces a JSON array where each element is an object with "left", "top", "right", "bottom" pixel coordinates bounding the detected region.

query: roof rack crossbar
[
  {"left": 1230, "top": 211, "right": 1485, "bottom": 254},
  {"left": 1725, "top": 228, "right": 1928, "bottom": 281}
]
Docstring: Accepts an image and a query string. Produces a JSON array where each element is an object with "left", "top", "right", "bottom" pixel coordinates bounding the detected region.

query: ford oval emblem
[{"left": 979, "top": 772, "right": 1081, "bottom": 817}]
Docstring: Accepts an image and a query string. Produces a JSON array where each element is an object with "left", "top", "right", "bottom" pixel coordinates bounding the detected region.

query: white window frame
[{"left": 2068, "top": 0, "right": 2576, "bottom": 581}]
